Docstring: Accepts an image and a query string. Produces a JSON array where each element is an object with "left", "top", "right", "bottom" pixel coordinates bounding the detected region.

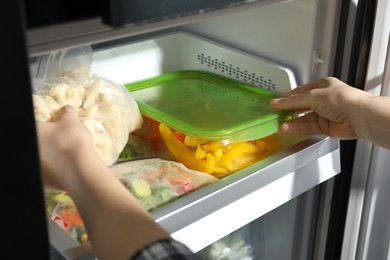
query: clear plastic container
[
  {"left": 126, "top": 71, "right": 293, "bottom": 177},
  {"left": 125, "top": 70, "right": 293, "bottom": 142}
]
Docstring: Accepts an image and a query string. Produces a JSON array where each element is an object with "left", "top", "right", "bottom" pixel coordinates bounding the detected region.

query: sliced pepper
[
  {"left": 184, "top": 136, "right": 207, "bottom": 146},
  {"left": 159, "top": 123, "right": 210, "bottom": 173},
  {"left": 58, "top": 209, "right": 84, "bottom": 226},
  {"left": 195, "top": 145, "right": 207, "bottom": 159},
  {"left": 205, "top": 153, "right": 216, "bottom": 173},
  {"left": 202, "top": 141, "right": 222, "bottom": 152},
  {"left": 217, "top": 142, "right": 260, "bottom": 171}
]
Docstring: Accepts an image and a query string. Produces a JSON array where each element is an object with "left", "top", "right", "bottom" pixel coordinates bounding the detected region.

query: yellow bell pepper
[
  {"left": 202, "top": 141, "right": 222, "bottom": 152},
  {"left": 217, "top": 142, "right": 259, "bottom": 171},
  {"left": 159, "top": 122, "right": 282, "bottom": 178},
  {"left": 159, "top": 123, "right": 211, "bottom": 173},
  {"left": 206, "top": 153, "right": 216, "bottom": 173},
  {"left": 184, "top": 136, "right": 207, "bottom": 146},
  {"left": 211, "top": 148, "right": 224, "bottom": 161},
  {"left": 195, "top": 145, "right": 207, "bottom": 159}
]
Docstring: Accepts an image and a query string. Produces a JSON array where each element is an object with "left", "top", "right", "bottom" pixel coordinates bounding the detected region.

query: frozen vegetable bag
[
  {"left": 44, "top": 158, "right": 218, "bottom": 244},
  {"left": 31, "top": 46, "right": 142, "bottom": 166},
  {"left": 111, "top": 158, "right": 219, "bottom": 211}
]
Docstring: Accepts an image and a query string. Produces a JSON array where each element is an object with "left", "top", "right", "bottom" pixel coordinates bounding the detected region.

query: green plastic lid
[{"left": 125, "top": 70, "right": 292, "bottom": 142}]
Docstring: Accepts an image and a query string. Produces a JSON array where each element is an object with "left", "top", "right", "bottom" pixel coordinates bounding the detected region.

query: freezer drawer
[
  {"left": 154, "top": 135, "right": 340, "bottom": 252},
  {"left": 43, "top": 31, "right": 341, "bottom": 258},
  {"left": 49, "top": 135, "right": 339, "bottom": 259}
]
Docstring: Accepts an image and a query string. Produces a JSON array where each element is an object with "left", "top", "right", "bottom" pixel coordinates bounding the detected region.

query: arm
[
  {"left": 270, "top": 77, "right": 390, "bottom": 150},
  {"left": 36, "top": 105, "right": 171, "bottom": 260}
]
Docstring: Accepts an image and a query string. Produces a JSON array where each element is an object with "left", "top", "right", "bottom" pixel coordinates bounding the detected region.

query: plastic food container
[
  {"left": 126, "top": 71, "right": 292, "bottom": 177},
  {"left": 125, "top": 70, "right": 292, "bottom": 142}
]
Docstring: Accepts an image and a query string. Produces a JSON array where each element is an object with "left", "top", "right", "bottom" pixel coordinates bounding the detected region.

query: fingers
[
  {"left": 290, "top": 111, "right": 318, "bottom": 122},
  {"left": 56, "top": 105, "right": 77, "bottom": 122},
  {"left": 284, "top": 78, "right": 323, "bottom": 96},
  {"left": 271, "top": 92, "right": 312, "bottom": 111},
  {"left": 280, "top": 121, "right": 323, "bottom": 135},
  {"left": 271, "top": 77, "right": 332, "bottom": 111}
]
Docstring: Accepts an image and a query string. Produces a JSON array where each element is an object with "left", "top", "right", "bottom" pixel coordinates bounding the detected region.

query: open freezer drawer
[{"left": 46, "top": 31, "right": 341, "bottom": 258}]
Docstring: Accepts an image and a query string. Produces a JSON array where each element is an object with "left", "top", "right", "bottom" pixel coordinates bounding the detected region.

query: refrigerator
[{"left": 2, "top": 0, "right": 389, "bottom": 259}]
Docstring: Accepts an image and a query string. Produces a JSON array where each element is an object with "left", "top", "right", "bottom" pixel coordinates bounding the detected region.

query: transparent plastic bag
[
  {"left": 31, "top": 46, "right": 142, "bottom": 166},
  {"left": 196, "top": 221, "right": 264, "bottom": 260},
  {"left": 110, "top": 158, "right": 219, "bottom": 211},
  {"left": 44, "top": 158, "right": 218, "bottom": 244},
  {"left": 44, "top": 190, "right": 88, "bottom": 244}
]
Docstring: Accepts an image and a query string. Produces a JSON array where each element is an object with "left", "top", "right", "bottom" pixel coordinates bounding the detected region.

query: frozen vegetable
[
  {"left": 118, "top": 134, "right": 157, "bottom": 162},
  {"left": 197, "top": 232, "right": 253, "bottom": 260},
  {"left": 45, "top": 190, "right": 88, "bottom": 244},
  {"left": 111, "top": 158, "right": 219, "bottom": 211},
  {"left": 131, "top": 115, "right": 283, "bottom": 177},
  {"left": 44, "top": 158, "right": 218, "bottom": 244}
]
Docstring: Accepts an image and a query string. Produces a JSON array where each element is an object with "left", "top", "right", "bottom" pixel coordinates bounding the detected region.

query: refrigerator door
[
  {"left": 342, "top": 0, "right": 390, "bottom": 258},
  {"left": 3, "top": 1, "right": 50, "bottom": 259}
]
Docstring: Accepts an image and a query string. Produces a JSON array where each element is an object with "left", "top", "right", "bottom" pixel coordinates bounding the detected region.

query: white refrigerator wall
[{"left": 182, "top": 0, "right": 341, "bottom": 84}]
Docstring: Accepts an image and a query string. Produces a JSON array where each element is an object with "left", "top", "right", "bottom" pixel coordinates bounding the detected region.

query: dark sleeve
[{"left": 130, "top": 238, "right": 202, "bottom": 260}]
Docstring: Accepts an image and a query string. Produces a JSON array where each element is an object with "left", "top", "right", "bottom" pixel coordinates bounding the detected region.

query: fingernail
[
  {"left": 280, "top": 123, "right": 290, "bottom": 131},
  {"left": 270, "top": 98, "right": 284, "bottom": 106}
]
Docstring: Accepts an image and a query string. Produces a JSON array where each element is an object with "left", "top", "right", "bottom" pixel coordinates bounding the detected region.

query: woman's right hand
[
  {"left": 35, "top": 105, "right": 102, "bottom": 190},
  {"left": 35, "top": 105, "right": 171, "bottom": 260}
]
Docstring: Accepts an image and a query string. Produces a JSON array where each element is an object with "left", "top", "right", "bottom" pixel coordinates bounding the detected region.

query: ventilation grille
[{"left": 197, "top": 53, "right": 276, "bottom": 91}]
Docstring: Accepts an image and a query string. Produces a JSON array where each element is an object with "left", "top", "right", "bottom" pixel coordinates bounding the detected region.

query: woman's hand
[
  {"left": 35, "top": 105, "right": 171, "bottom": 259},
  {"left": 271, "top": 77, "right": 369, "bottom": 139},
  {"left": 36, "top": 105, "right": 101, "bottom": 190},
  {"left": 271, "top": 76, "right": 390, "bottom": 150}
]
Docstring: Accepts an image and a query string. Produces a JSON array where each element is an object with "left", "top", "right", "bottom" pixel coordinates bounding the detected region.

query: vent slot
[{"left": 197, "top": 53, "right": 276, "bottom": 91}]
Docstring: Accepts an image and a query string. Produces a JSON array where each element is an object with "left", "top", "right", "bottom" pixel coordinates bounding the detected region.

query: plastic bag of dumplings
[{"left": 31, "top": 45, "right": 142, "bottom": 166}]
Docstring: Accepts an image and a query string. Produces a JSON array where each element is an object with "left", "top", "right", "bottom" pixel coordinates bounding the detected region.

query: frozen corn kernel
[{"left": 80, "top": 233, "right": 88, "bottom": 243}]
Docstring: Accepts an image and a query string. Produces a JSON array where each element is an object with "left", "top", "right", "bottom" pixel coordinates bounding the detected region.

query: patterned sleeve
[{"left": 130, "top": 238, "right": 202, "bottom": 260}]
